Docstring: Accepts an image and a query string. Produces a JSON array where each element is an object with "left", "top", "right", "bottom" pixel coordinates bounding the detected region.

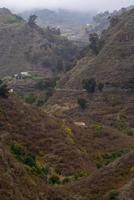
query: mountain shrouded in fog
[{"left": 0, "top": 0, "right": 134, "bottom": 12}]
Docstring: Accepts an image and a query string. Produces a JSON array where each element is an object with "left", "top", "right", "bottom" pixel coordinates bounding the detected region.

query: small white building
[{"left": 14, "top": 72, "right": 31, "bottom": 79}]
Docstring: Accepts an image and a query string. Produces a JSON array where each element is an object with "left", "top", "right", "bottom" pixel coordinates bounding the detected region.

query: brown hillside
[
  {"left": 0, "top": 8, "right": 78, "bottom": 78},
  {"left": 59, "top": 9, "right": 134, "bottom": 89},
  {"left": 0, "top": 93, "right": 134, "bottom": 199}
]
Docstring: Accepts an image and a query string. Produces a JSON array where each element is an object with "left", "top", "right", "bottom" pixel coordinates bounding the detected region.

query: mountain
[
  {"left": 0, "top": 6, "right": 134, "bottom": 200},
  {"left": 86, "top": 5, "right": 134, "bottom": 35},
  {"left": 20, "top": 9, "right": 95, "bottom": 42},
  {"left": 0, "top": 8, "right": 78, "bottom": 78},
  {"left": 20, "top": 9, "right": 94, "bottom": 28},
  {"left": 59, "top": 8, "right": 134, "bottom": 90}
]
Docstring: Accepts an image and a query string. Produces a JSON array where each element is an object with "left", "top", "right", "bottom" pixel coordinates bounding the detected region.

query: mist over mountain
[{"left": 1, "top": 0, "right": 134, "bottom": 12}]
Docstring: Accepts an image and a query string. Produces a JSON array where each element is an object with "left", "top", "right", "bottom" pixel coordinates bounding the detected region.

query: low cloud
[{"left": 0, "top": 0, "right": 134, "bottom": 12}]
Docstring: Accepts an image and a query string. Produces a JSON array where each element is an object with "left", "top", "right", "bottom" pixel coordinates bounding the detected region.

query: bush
[
  {"left": 0, "top": 80, "right": 9, "bottom": 98},
  {"left": 98, "top": 83, "right": 104, "bottom": 92},
  {"left": 36, "top": 99, "right": 45, "bottom": 107},
  {"left": 62, "top": 177, "right": 70, "bottom": 184},
  {"left": 48, "top": 174, "right": 61, "bottom": 185},
  {"left": 82, "top": 78, "right": 96, "bottom": 93},
  {"left": 24, "top": 154, "right": 36, "bottom": 167},
  {"left": 25, "top": 93, "right": 37, "bottom": 104},
  {"left": 35, "top": 78, "right": 56, "bottom": 91},
  {"left": 108, "top": 190, "right": 119, "bottom": 200},
  {"left": 10, "top": 143, "right": 24, "bottom": 160},
  {"left": 74, "top": 171, "right": 90, "bottom": 180},
  {"left": 11, "top": 143, "right": 36, "bottom": 167},
  {"left": 89, "top": 33, "right": 104, "bottom": 55},
  {"left": 89, "top": 33, "right": 100, "bottom": 55},
  {"left": 77, "top": 98, "right": 87, "bottom": 110},
  {"left": 91, "top": 122, "right": 103, "bottom": 136},
  {"left": 11, "top": 143, "right": 48, "bottom": 178},
  {"left": 96, "top": 149, "right": 128, "bottom": 168}
]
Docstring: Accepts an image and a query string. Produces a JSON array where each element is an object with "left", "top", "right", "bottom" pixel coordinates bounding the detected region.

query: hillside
[
  {"left": 0, "top": 90, "right": 134, "bottom": 199},
  {"left": 20, "top": 9, "right": 95, "bottom": 42},
  {"left": 0, "top": 6, "right": 134, "bottom": 200},
  {"left": 59, "top": 9, "right": 134, "bottom": 90},
  {"left": 0, "top": 8, "right": 78, "bottom": 78},
  {"left": 86, "top": 5, "right": 134, "bottom": 35}
]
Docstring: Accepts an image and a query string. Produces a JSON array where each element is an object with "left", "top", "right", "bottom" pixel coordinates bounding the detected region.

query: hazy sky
[{"left": 0, "top": 0, "right": 134, "bottom": 12}]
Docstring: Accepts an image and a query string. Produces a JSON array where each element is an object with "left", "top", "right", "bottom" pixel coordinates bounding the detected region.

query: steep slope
[
  {"left": 0, "top": 93, "right": 134, "bottom": 199},
  {"left": 60, "top": 9, "right": 134, "bottom": 90},
  {"left": 64, "top": 151, "right": 134, "bottom": 200},
  {"left": 86, "top": 5, "right": 134, "bottom": 35},
  {"left": 0, "top": 8, "right": 78, "bottom": 78}
]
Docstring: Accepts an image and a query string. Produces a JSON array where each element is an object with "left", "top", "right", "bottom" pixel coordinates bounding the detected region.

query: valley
[{"left": 0, "top": 4, "right": 134, "bottom": 200}]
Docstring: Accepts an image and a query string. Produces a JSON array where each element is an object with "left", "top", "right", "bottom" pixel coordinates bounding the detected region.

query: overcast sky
[{"left": 0, "top": 0, "right": 134, "bottom": 12}]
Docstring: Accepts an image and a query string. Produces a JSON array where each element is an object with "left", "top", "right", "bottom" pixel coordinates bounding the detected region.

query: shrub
[
  {"left": 10, "top": 143, "right": 24, "bottom": 160},
  {"left": 89, "top": 33, "right": 100, "bottom": 55},
  {"left": 36, "top": 99, "right": 45, "bottom": 107},
  {"left": 91, "top": 122, "right": 103, "bottom": 136},
  {"left": 82, "top": 78, "right": 96, "bottom": 93},
  {"left": 130, "top": 166, "right": 134, "bottom": 173},
  {"left": 98, "top": 83, "right": 104, "bottom": 92},
  {"left": 25, "top": 93, "right": 37, "bottom": 104},
  {"left": 11, "top": 143, "right": 49, "bottom": 178},
  {"left": 74, "top": 171, "right": 90, "bottom": 180},
  {"left": 0, "top": 80, "right": 9, "bottom": 98},
  {"left": 24, "top": 154, "right": 36, "bottom": 167},
  {"left": 108, "top": 190, "right": 119, "bottom": 200},
  {"left": 96, "top": 149, "right": 129, "bottom": 168},
  {"left": 35, "top": 78, "right": 56, "bottom": 91},
  {"left": 48, "top": 174, "right": 61, "bottom": 185},
  {"left": 77, "top": 98, "right": 87, "bottom": 110}
]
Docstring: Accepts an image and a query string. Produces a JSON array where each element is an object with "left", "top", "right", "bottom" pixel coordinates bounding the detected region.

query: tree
[
  {"left": 0, "top": 80, "right": 9, "bottom": 98},
  {"left": 98, "top": 83, "right": 104, "bottom": 92},
  {"left": 56, "top": 59, "right": 64, "bottom": 72},
  {"left": 89, "top": 33, "right": 100, "bottom": 55},
  {"left": 77, "top": 98, "right": 87, "bottom": 110},
  {"left": 109, "top": 16, "right": 119, "bottom": 27},
  {"left": 82, "top": 78, "right": 96, "bottom": 93},
  {"left": 28, "top": 15, "right": 37, "bottom": 26}
]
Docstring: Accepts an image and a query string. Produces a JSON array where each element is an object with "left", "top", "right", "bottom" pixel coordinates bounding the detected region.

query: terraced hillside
[
  {"left": 0, "top": 90, "right": 134, "bottom": 200},
  {"left": 0, "top": 7, "right": 134, "bottom": 200},
  {"left": 0, "top": 8, "right": 78, "bottom": 78},
  {"left": 59, "top": 9, "right": 134, "bottom": 90}
]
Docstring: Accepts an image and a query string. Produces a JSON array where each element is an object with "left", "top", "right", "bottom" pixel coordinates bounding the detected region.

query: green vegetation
[
  {"left": 6, "top": 15, "right": 21, "bottom": 24},
  {"left": 65, "top": 127, "right": 76, "bottom": 144},
  {"left": 11, "top": 143, "right": 36, "bottom": 167},
  {"left": 91, "top": 122, "right": 103, "bottom": 136},
  {"left": 80, "top": 197, "right": 89, "bottom": 200},
  {"left": 82, "top": 78, "right": 96, "bottom": 93},
  {"left": 74, "top": 171, "right": 90, "bottom": 180},
  {"left": 96, "top": 149, "right": 129, "bottom": 168},
  {"left": 89, "top": 33, "right": 104, "bottom": 55},
  {"left": 108, "top": 190, "right": 119, "bottom": 200},
  {"left": 0, "top": 80, "right": 9, "bottom": 98},
  {"left": 11, "top": 143, "right": 90, "bottom": 186},
  {"left": 10, "top": 143, "right": 48, "bottom": 177},
  {"left": 77, "top": 98, "right": 87, "bottom": 110},
  {"left": 48, "top": 174, "right": 61, "bottom": 185},
  {"left": 115, "top": 111, "right": 134, "bottom": 136},
  {"left": 25, "top": 93, "right": 37, "bottom": 104},
  {"left": 130, "top": 166, "right": 134, "bottom": 174}
]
